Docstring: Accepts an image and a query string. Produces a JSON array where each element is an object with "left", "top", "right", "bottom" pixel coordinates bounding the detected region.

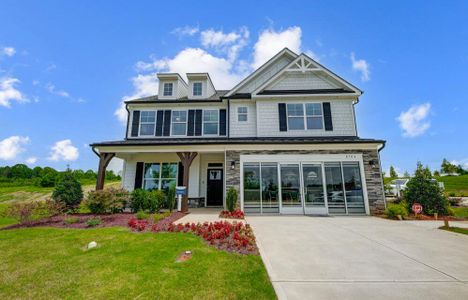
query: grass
[
  {"left": 0, "top": 203, "right": 16, "bottom": 228},
  {"left": 451, "top": 207, "right": 468, "bottom": 219},
  {"left": 436, "top": 175, "right": 468, "bottom": 197},
  {"left": 0, "top": 227, "right": 275, "bottom": 299},
  {"left": 440, "top": 226, "right": 468, "bottom": 235}
]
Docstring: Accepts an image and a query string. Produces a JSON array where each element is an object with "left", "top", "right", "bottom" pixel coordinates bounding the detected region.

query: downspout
[
  {"left": 377, "top": 142, "right": 387, "bottom": 209},
  {"left": 124, "top": 103, "right": 130, "bottom": 140},
  {"left": 227, "top": 98, "right": 230, "bottom": 138},
  {"left": 352, "top": 98, "right": 359, "bottom": 136}
]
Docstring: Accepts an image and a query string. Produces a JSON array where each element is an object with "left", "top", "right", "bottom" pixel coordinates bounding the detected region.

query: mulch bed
[
  {"left": 377, "top": 214, "right": 465, "bottom": 221},
  {"left": 1, "top": 212, "right": 186, "bottom": 230}
]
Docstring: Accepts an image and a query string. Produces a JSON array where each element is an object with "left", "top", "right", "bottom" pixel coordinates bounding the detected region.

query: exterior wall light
[{"left": 230, "top": 161, "right": 236, "bottom": 170}]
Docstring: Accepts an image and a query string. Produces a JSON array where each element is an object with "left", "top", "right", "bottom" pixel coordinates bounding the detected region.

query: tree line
[
  {"left": 386, "top": 158, "right": 467, "bottom": 179},
  {"left": 0, "top": 164, "right": 120, "bottom": 187}
]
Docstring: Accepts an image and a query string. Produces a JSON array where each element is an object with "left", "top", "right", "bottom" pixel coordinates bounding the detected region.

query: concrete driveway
[{"left": 247, "top": 216, "right": 468, "bottom": 300}]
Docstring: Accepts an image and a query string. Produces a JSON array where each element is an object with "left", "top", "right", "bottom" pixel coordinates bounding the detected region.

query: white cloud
[
  {"left": 450, "top": 158, "right": 468, "bottom": 169},
  {"left": 45, "top": 83, "right": 70, "bottom": 98},
  {"left": 26, "top": 157, "right": 37, "bottom": 164},
  {"left": 397, "top": 103, "right": 431, "bottom": 137},
  {"left": 0, "top": 136, "right": 29, "bottom": 160},
  {"left": 48, "top": 139, "right": 79, "bottom": 161},
  {"left": 0, "top": 77, "right": 26, "bottom": 107},
  {"left": 351, "top": 52, "right": 370, "bottom": 82},
  {"left": 171, "top": 25, "right": 199, "bottom": 37},
  {"left": 200, "top": 27, "right": 249, "bottom": 61},
  {"left": 1, "top": 47, "right": 16, "bottom": 57},
  {"left": 252, "top": 26, "right": 302, "bottom": 68}
]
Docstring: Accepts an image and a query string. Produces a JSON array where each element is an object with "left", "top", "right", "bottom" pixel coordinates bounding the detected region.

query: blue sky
[{"left": 1, "top": 0, "right": 467, "bottom": 175}]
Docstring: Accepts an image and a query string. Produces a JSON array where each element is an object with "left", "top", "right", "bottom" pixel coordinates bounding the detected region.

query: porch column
[
  {"left": 176, "top": 152, "right": 198, "bottom": 213},
  {"left": 96, "top": 152, "right": 115, "bottom": 190}
]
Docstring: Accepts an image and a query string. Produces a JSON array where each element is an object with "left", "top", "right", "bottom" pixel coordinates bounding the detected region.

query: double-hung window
[
  {"left": 286, "top": 103, "right": 324, "bottom": 130},
  {"left": 139, "top": 111, "right": 156, "bottom": 136},
  {"left": 143, "top": 162, "right": 177, "bottom": 192},
  {"left": 171, "top": 110, "right": 187, "bottom": 135},
  {"left": 203, "top": 109, "right": 219, "bottom": 135},
  {"left": 237, "top": 106, "right": 248, "bottom": 122},
  {"left": 193, "top": 82, "right": 202, "bottom": 96},
  {"left": 163, "top": 83, "right": 173, "bottom": 96}
]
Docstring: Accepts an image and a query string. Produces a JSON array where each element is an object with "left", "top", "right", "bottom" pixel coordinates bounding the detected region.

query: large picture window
[
  {"left": 286, "top": 103, "right": 324, "bottom": 130},
  {"left": 139, "top": 111, "right": 156, "bottom": 136},
  {"left": 203, "top": 110, "right": 219, "bottom": 135},
  {"left": 143, "top": 162, "right": 177, "bottom": 192},
  {"left": 171, "top": 110, "right": 187, "bottom": 135}
]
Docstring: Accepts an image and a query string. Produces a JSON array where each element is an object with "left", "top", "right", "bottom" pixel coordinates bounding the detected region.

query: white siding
[
  {"left": 267, "top": 72, "right": 338, "bottom": 90},
  {"left": 122, "top": 161, "right": 136, "bottom": 191},
  {"left": 188, "top": 80, "right": 208, "bottom": 98},
  {"left": 229, "top": 100, "right": 257, "bottom": 137},
  {"left": 256, "top": 99, "right": 357, "bottom": 137}
]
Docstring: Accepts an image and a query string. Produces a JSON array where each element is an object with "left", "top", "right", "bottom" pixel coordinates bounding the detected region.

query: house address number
[{"left": 345, "top": 154, "right": 358, "bottom": 159}]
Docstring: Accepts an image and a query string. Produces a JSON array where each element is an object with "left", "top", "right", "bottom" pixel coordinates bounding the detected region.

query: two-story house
[{"left": 91, "top": 48, "right": 386, "bottom": 215}]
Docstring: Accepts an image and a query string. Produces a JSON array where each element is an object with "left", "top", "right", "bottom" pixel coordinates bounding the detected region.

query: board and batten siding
[
  {"left": 256, "top": 99, "right": 357, "bottom": 137},
  {"left": 267, "top": 72, "right": 338, "bottom": 90},
  {"left": 229, "top": 101, "right": 257, "bottom": 137}
]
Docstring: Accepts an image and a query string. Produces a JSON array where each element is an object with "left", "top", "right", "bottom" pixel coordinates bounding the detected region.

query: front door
[{"left": 206, "top": 168, "right": 223, "bottom": 206}]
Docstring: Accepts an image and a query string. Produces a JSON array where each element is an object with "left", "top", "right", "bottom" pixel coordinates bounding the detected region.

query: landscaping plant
[
  {"left": 135, "top": 210, "right": 149, "bottom": 220},
  {"left": 3, "top": 199, "right": 63, "bottom": 224},
  {"left": 219, "top": 209, "right": 245, "bottom": 219},
  {"left": 404, "top": 162, "right": 450, "bottom": 215},
  {"left": 86, "top": 217, "right": 102, "bottom": 227},
  {"left": 384, "top": 202, "right": 409, "bottom": 219},
  {"left": 226, "top": 187, "right": 238, "bottom": 212},
  {"left": 166, "top": 183, "right": 176, "bottom": 212},
  {"left": 130, "top": 189, "right": 166, "bottom": 213},
  {"left": 52, "top": 172, "right": 83, "bottom": 211},
  {"left": 86, "top": 188, "right": 129, "bottom": 214}
]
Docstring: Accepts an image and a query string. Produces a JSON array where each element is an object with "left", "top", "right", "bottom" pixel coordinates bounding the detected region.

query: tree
[
  {"left": 404, "top": 162, "right": 449, "bottom": 215},
  {"left": 441, "top": 158, "right": 457, "bottom": 174},
  {"left": 433, "top": 170, "right": 440, "bottom": 177},
  {"left": 10, "top": 164, "right": 33, "bottom": 179},
  {"left": 32, "top": 166, "right": 43, "bottom": 177},
  {"left": 389, "top": 166, "right": 398, "bottom": 178},
  {"left": 52, "top": 172, "right": 83, "bottom": 210},
  {"left": 403, "top": 171, "right": 410, "bottom": 178}
]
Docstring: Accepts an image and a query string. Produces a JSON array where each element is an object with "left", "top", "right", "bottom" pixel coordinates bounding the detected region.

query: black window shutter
[
  {"left": 131, "top": 111, "right": 140, "bottom": 137},
  {"left": 219, "top": 109, "right": 227, "bottom": 136},
  {"left": 163, "top": 110, "right": 171, "bottom": 136},
  {"left": 195, "top": 109, "right": 202, "bottom": 136},
  {"left": 323, "top": 102, "right": 333, "bottom": 131},
  {"left": 155, "top": 110, "right": 164, "bottom": 136},
  {"left": 187, "top": 110, "right": 195, "bottom": 136},
  {"left": 177, "top": 162, "right": 184, "bottom": 186},
  {"left": 134, "top": 162, "right": 144, "bottom": 189},
  {"left": 278, "top": 103, "right": 287, "bottom": 132}
]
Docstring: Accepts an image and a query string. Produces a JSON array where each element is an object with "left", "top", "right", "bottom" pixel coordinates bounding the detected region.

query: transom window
[
  {"left": 203, "top": 110, "right": 219, "bottom": 135},
  {"left": 287, "top": 103, "right": 323, "bottom": 130},
  {"left": 143, "top": 162, "right": 177, "bottom": 192},
  {"left": 163, "top": 83, "right": 173, "bottom": 96},
  {"left": 237, "top": 106, "right": 248, "bottom": 122},
  {"left": 171, "top": 110, "right": 187, "bottom": 135},
  {"left": 139, "top": 111, "right": 156, "bottom": 136},
  {"left": 193, "top": 82, "right": 202, "bottom": 96}
]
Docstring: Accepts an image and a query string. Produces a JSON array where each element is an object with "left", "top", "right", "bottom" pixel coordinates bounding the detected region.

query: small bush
[
  {"left": 153, "top": 211, "right": 172, "bottom": 222},
  {"left": 3, "top": 199, "right": 64, "bottom": 224},
  {"left": 385, "top": 202, "right": 409, "bottom": 219},
  {"left": 64, "top": 217, "right": 79, "bottom": 224},
  {"left": 448, "top": 192, "right": 456, "bottom": 197},
  {"left": 52, "top": 172, "right": 83, "bottom": 210},
  {"left": 130, "top": 189, "right": 166, "bottom": 213},
  {"left": 166, "top": 184, "right": 176, "bottom": 212},
  {"left": 86, "top": 217, "right": 101, "bottom": 227},
  {"left": 86, "top": 188, "right": 129, "bottom": 214},
  {"left": 226, "top": 187, "right": 238, "bottom": 212},
  {"left": 136, "top": 210, "right": 149, "bottom": 220}
]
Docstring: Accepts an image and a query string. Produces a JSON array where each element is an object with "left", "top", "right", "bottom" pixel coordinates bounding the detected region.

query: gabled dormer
[
  {"left": 187, "top": 73, "right": 216, "bottom": 99},
  {"left": 157, "top": 73, "right": 188, "bottom": 100}
]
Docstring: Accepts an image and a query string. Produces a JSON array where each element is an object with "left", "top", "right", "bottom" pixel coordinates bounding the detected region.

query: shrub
[
  {"left": 3, "top": 200, "right": 63, "bottom": 224},
  {"left": 85, "top": 188, "right": 129, "bottom": 214},
  {"left": 64, "top": 217, "right": 79, "bottom": 224},
  {"left": 219, "top": 209, "right": 245, "bottom": 219},
  {"left": 226, "top": 187, "right": 238, "bottom": 212},
  {"left": 136, "top": 210, "right": 149, "bottom": 220},
  {"left": 153, "top": 211, "right": 172, "bottom": 222},
  {"left": 52, "top": 172, "right": 83, "bottom": 210},
  {"left": 166, "top": 184, "right": 176, "bottom": 212},
  {"left": 128, "top": 218, "right": 147, "bottom": 231},
  {"left": 384, "top": 202, "right": 409, "bottom": 219},
  {"left": 130, "top": 189, "right": 166, "bottom": 213},
  {"left": 86, "top": 217, "right": 101, "bottom": 227},
  {"left": 404, "top": 162, "right": 450, "bottom": 215}
]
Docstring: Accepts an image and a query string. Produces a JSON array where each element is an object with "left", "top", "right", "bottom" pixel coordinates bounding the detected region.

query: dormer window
[
  {"left": 193, "top": 82, "right": 202, "bottom": 96},
  {"left": 163, "top": 83, "right": 173, "bottom": 96}
]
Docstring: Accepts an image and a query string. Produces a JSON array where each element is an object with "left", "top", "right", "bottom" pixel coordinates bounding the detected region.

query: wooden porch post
[
  {"left": 176, "top": 152, "right": 198, "bottom": 213},
  {"left": 96, "top": 152, "right": 115, "bottom": 190}
]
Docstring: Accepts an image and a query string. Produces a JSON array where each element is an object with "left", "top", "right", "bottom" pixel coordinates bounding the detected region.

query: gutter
[{"left": 91, "top": 146, "right": 100, "bottom": 157}]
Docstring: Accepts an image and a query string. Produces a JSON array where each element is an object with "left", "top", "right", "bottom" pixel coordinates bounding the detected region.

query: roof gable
[{"left": 252, "top": 53, "right": 362, "bottom": 97}]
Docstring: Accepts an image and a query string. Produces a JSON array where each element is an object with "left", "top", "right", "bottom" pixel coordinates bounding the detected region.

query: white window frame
[
  {"left": 193, "top": 82, "right": 203, "bottom": 96},
  {"left": 163, "top": 83, "right": 173, "bottom": 96},
  {"left": 143, "top": 162, "right": 178, "bottom": 190},
  {"left": 286, "top": 103, "right": 324, "bottom": 131},
  {"left": 237, "top": 106, "right": 248, "bottom": 122},
  {"left": 202, "top": 109, "right": 219, "bottom": 136},
  {"left": 171, "top": 110, "right": 188, "bottom": 136},
  {"left": 138, "top": 111, "right": 156, "bottom": 136}
]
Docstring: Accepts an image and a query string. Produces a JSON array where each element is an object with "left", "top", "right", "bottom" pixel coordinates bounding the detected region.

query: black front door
[{"left": 207, "top": 168, "right": 223, "bottom": 206}]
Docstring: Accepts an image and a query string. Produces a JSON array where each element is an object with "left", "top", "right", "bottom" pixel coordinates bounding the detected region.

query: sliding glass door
[
  {"left": 324, "top": 163, "right": 346, "bottom": 214},
  {"left": 343, "top": 162, "right": 365, "bottom": 214},
  {"left": 302, "top": 163, "right": 327, "bottom": 214},
  {"left": 261, "top": 163, "right": 279, "bottom": 213},
  {"left": 280, "top": 164, "right": 302, "bottom": 213},
  {"left": 243, "top": 163, "right": 279, "bottom": 214},
  {"left": 243, "top": 163, "right": 261, "bottom": 213}
]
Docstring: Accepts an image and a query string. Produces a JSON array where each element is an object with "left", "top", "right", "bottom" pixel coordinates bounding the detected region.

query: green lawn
[
  {"left": 0, "top": 227, "right": 275, "bottom": 299},
  {"left": 0, "top": 203, "right": 16, "bottom": 228},
  {"left": 440, "top": 226, "right": 468, "bottom": 235},
  {"left": 435, "top": 175, "right": 468, "bottom": 197},
  {"left": 451, "top": 207, "right": 468, "bottom": 219}
]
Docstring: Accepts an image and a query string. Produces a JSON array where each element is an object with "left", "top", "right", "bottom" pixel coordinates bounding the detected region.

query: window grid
[
  {"left": 193, "top": 82, "right": 202, "bottom": 96},
  {"left": 143, "top": 162, "right": 177, "bottom": 191},
  {"left": 286, "top": 103, "right": 324, "bottom": 130},
  {"left": 139, "top": 111, "right": 156, "bottom": 136},
  {"left": 171, "top": 110, "right": 187, "bottom": 136},
  {"left": 237, "top": 106, "right": 248, "bottom": 122},
  {"left": 163, "top": 83, "right": 173, "bottom": 96},
  {"left": 203, "top": 109, "right": 219, "bottom": 135}
]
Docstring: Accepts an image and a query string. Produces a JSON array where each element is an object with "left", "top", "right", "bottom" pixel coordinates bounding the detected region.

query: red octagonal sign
[{"left": 412, "top": 203, "right": 423, "bottom": 214}]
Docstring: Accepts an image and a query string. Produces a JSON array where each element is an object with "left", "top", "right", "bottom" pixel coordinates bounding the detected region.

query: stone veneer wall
[{"left": 225, "top": 149, "right": 386, "bottom": 215}]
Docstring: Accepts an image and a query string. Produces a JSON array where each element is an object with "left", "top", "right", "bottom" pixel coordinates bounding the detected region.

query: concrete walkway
[{"left": 247, "top": 216, "right": 468, "bottom": 300}]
